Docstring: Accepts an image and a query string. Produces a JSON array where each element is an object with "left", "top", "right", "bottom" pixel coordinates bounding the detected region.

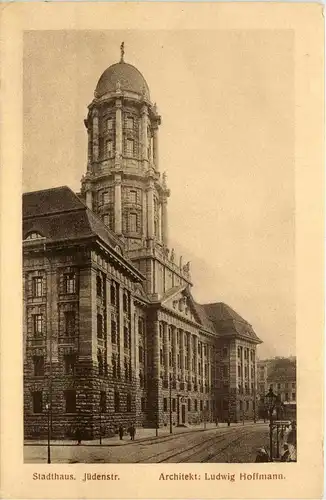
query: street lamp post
[
  {"left": 45, "top": 402, "right": 51, "bottom": 464},
  {"left": 169, "top": 374, "right": 172, "bottom": 434},
  {"left": 99, "top": 405, "right": 102, "bottom": 445},
  {"left": 265, "top": 387, "right": 282, "bottom": 461}
]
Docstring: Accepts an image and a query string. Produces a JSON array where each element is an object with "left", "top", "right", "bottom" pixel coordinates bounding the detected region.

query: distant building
[
  {"left": 258, "top": 357, "right": 296, "bottom": 419},
  {"left": 23, "top": 48, "right": 262, "bottom": 439}
]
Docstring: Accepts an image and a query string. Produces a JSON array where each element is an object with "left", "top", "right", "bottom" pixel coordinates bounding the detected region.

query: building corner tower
[{"left": 80, "top": 44, "right": 192, "bottom": 299}]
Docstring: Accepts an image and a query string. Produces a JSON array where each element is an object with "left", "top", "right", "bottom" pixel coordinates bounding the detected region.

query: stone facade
[{"left": 23, "top": 52, "right": 262, "bottom": 439}]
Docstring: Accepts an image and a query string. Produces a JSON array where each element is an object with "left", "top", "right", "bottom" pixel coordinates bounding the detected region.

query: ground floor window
[
  {"left": 32, "top": 391, "right": 43, "bottom": 413},
  {"left": 64, "top": 390, "right": 76, "bottom": 413}
]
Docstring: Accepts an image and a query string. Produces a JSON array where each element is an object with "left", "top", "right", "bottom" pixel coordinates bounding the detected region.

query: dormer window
[{"left": 25, "top": 232, "right": 44, "bottom": 240}]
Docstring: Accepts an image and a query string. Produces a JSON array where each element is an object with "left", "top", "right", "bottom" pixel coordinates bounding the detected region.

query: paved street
[{"left": 25, "top": 423, "right": 270, "bottom": 463}]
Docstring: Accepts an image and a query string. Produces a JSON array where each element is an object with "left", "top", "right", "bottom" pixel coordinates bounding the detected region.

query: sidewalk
[{"left": 24, "top": 420, "right": 265, "bottom": 447}]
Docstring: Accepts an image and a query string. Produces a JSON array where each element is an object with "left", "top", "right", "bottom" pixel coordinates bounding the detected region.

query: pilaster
[{"left": 92, "top": 109, "right": 99, "bottom": 162}]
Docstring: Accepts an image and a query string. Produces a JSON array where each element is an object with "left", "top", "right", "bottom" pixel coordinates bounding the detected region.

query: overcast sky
[{"left": 23, "top": 30, "right": 295, "bottom": 359}]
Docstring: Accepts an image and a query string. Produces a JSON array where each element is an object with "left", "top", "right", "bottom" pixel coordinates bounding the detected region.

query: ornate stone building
[{"left": 23, "top": 47, "right": 262, "bottom": 439}]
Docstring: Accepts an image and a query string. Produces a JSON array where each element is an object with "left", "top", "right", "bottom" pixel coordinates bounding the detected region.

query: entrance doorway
[{"left": 181, "top": 405, "right": 186, "bottom": 424}]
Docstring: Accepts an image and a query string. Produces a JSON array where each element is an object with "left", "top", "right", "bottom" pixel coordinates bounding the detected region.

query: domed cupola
[
  {"left": 95, "top": 61, "right": 150, "bottom": 100},
  {"left": 81, "top": 43, "right": 169, "bottom": 255}
]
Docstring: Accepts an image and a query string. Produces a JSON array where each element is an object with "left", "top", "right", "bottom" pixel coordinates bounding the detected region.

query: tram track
[{"left": 136, "top": 427, "right": 245, "bottom": 463}]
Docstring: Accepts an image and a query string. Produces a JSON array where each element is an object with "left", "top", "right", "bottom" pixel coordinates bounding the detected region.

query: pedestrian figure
[
  {"left": 255, "top": 447, "right": 269, "bottom": 463},
  {"left": 131, "top": 424, "right": 136, "bottom": 441},
  {"left": 215, "top": 416, "right": 219, "bottom": 427},
  {"left": 227, "top": 417, "right": 231, "bottom": 427},
  {"left": 75, "top": 427, "right": 82, "bottom": 446},
  {"left": 281, "top": 444, "right": 291, "bottom": 462},
  {"left": 118, "top": 425, "right": 124, "bottom": 440}
]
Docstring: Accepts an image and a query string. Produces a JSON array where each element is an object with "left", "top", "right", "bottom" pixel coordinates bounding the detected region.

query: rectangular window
[
  {"left": 33, "top": 356, "right": 44, "bottom": 376},
  {"left": 97, "top": 314, "right": 103, "bottom": 338},
  {"left": 292, "top": 392, "right": 296, "bottom": 400},
  {"left": 64, "top": 311, "right": 75, "bottom": 336},
  {"left": 141, "top": 397, "right": 146, "bottom": 412},
  {"left": 64, "top": 273, "right": 75, "bottom": 294},
  {"left": 200, "top": 400, "right": 203, "bottom": 411},
  {"left": 292, "top": 383, "right": 295, "bottom": 388},
  {"left": 222, "top": 365, "right": 228, "bottom": 378},
  {"left": 124, "top": 326, "right": 129, "bottom": 348},
  {"left": 33, "top": 314, "right": 43, "bottom": 336},
  {"left": 188, "top": 399, "right": 191, "bottom": 411},
  {"left": 223, "top": 347, "right": 228, "bottom": 358},
  {"left": 102, "top": 191, "right": 110, "bottom": 204},
  {"left": 96, "top": 276, "right": 102, "bottom": 297},
  {"left": 111, "top": 320, "right": 116, "bottom": 344},
  {"left": 160, "top": 349, "right": 163, "bottom": 365},
  {"left": 106, "top": 140, "right": 113, "bottom": 157},
  {"left": 126, "top": 393, "right": 132, "bottom": 412},
  {"left": 237, "top": 365, "right": 241, "bottom": 377},
  {"left": 106, "top": 117, "right": 113, "bottom": 130},
  {"left": 64, "top": 390, "right": 76, "bottom": 413},
  {"left": 172, "top": 398, "right": 176, "bottom": 412},
  {"left": 100, "top": 391, "right": 106, "bottom": 413},
  {"left": 32, "top": 391, "right": 43, "bottom": 413},
  {"left": 32, "top": 277, "right": 43, "bottom": 297},
  {"left": 64, "top": 354, "right": 76, "bottom": 375},
  {"left": 139, "top": 345, "right": 143, "bottom": 363},
  {"left": 114, "top": 391, "right": 120, "bottom": 412},
  {"left": 238, "top": 347, "right": 241, "bottom": 358},
  {"left": 246, "top": 401, "right": 250, "bottom": 411},
  {"left": 130, "top": 190, "right": 137, "bottom": 204},
  {"left": 194, "top": 399, "right": 198, "bottom": 411},
  {"left": 126, "top": 116, "right": 134, "bottom": 129},
  {"left": 285, "top": 392, "right": 289, "bottom": 401},
  {"left": 112, "top": 354, "right": 117, "bottom": 378},
  {"left": 277, "top": 383, "right": 281, "bottom": 390},
  {"left": 129, "top": 213, "right": 137, "bottom": 232},
  {"left": 126, "top": 139, "right": 134, "bottom": 157},
  {"left": 163, "top": 398, "right": 168, "bottom": 412}
]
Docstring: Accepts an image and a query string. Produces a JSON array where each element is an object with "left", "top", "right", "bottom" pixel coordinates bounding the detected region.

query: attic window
[{"left": 25, "top": 232, "right": 44, "bottom": 240}]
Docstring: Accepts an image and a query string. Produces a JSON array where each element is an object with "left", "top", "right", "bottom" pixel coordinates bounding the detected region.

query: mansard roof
[
  {"left": 201, "top": 302, "right": 262, "bottom": 344},
  {"left": 23, "top": 186, "right": 144, "bottom": 281}
]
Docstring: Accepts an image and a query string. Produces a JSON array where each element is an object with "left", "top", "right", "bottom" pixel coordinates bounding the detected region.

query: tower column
[
  {"left": 114, "top": 173, "right": 122, "bottom": 235},
  {"left": 147, "top": 180, "right": 154, "bottom": 239},
  {"left": 92, "top": 109, "right": 99, "bottom": 161},
  {"left": 172, "top": 326, "right": 177, "bottom": 378},
  {"left": 115, "top": 99, "right": 123, "bottom": 157},
  {"left": 180, "top": 329, "right": 185, "bottom": 384},
  {"left": 163, "top": 323, "right": 169, "bottom": 384},
  {"left": 86, "top": 190, "right": 93, "bottom": 210},
  {"left": 194, "top": 336, "right": 198, "bottom": 386},
  {"left": 141, "top": 105, "right": 148, "bottom": 161},
  {"left": 153, "top": 126, "right": 159, "bottom": 170},
  {"left": 162, "top": 197, "right": 168, "bottom": 245},
  {"left": 87, "top": 121, "right": 92, "bottom": 168},
  {"left": 188, "top": 333, "right": 193, "bottom": 387}
]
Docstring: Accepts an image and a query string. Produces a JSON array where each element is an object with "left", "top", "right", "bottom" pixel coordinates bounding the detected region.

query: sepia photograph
[
  {"left": 22, "top": 29, "right": 297, "bottom": 465},
  {"left": 0, "top": 3, "right": 323, "bottom": 499}
]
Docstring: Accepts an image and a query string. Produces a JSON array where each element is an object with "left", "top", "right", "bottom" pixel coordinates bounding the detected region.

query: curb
[{"left": 24, "top": 422, "right": 264, "bottom": 448}]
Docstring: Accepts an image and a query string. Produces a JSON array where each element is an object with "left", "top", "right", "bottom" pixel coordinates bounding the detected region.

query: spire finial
[{"left": 120, "top": 41, "right": 125, "bottom": 63}]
